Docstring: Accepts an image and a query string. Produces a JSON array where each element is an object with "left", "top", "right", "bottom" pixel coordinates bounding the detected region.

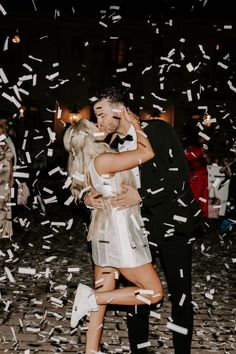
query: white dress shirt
[{"left": 117, "top": 124, "right": 141, "bottom": 189}]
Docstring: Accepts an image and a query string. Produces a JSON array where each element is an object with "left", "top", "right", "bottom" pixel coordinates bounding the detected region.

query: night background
[{"left": 0, "top": 2, "right": 236, "bottom": 353}]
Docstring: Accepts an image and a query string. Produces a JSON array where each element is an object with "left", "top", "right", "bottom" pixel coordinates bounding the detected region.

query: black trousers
[{"left": 127, "top": 233, "right": 193, "bottom": 354}]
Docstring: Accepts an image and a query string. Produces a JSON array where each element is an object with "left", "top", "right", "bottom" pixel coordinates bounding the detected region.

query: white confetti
[
  {"left": 13, "top": 172, "right": 29, "bottom": 178},
  {"left": 137, "top": 341, "right": 151, "bottom": 349},
  {"left": 212, "top": 177, "right": 221, "bottom": 188},
  {"left": 23, "top": 63, "right": 33, "bottom": 72},
  {"left": 48, "top": 166, "right": 61, "bottom": 176},
  {"left": 99, "top": 21, "right": 108, "bottom": 28},
  {"left": 186, "top": 63, "right": 194, "bottom": 72},
  {"left": 141, "top": 65, "right": 152, "bottom": 75},
  {"left": 68, "top": 267, "right": 80, "bottom": 272},
  {"left": 179, "top": 293, "right": 186, "bottom": 306},
  {"left": 0, "top": 3, "right": 7, "bottom": 15},
  {"left": 146, "top": 187, "right": 164, "bottom": 195},
  {"left": 136, "top": 294, "right": 151, "bottom": 305},
  {"left": 138, "top": 289, "right": 154, "bottom": 295},
  {"left": 227, "top": 80, "right": 236, "bottom": 93},
  {"left": 198, "top": 132, "right": 210, "bottom": 141},
  {"left": 18, "top": 267, "right": 36, "bottom": 275},
  {"left": 166, "top": 321, "right": 188, "bottom": 335},
  {"left": 116, "top": 67, "right": 127, "bottom": 73},
  {"left": 0, "top": 68, "right": 8, "bottom": 83},
  {"left": 28, "top": 54, "right": 43, "bottom": 62},
  {"left": 3, "top": 36, "right": 9, "bottom": 51},
  {"left": 150, "top": 311, "right": 161, "bottom": 319},
  {"left": 64, "top": 195, "right": 74, "bottom": 206},
  {"left": 4, "top": 267, "right": 16, "bottom": 283},
  {"left": 205, "top": 292, "right": 213, "bottom": 300},
  {"left": 224, "top": 25, "right": 232, "bottom": 29},
  {"left": 187, "top": 89, "right": 192, "bottom": 102},
  {"left": 217, "top": 62, "right": 228, "bottom": 70},
  {"left": 173, "top": 215, "right": 187, "bottom": 223}
]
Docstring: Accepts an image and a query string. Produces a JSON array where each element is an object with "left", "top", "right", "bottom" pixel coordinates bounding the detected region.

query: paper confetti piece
[
  {"left": 18, "top": 267, "right": 36, "bottom": 275},
  {"left": 173, "top": 215, "right": 187, "bottom": 223},
  {"left": 141, "top": 65, "right": 152, "bottom": 75},
  {"left": 64, "top": 195, "right": 74, "bottom": 206},
  {"left": 45, "top": 256, "right": 57, "bottom": 262},
  {"left": 166, "top": 321, "right": 188, "bottom": 335},
  {"left": 0, "top": 68, "right": 8, "bottom": 83},
  {"left": 67, "top": 267, "right": 80, "bottom": 272},
  {"left": 0, "top": 3, "right": 7, "bottom": 15},
  {"left": 150, "top": 311, "right": 161, "bottom": 319},
  {"left": 198, "top": 132, "right": 210, "bottom": 141},
  {"left": 139, "top": 289, "right": 154, "bottom": 295},
  {"left": 146, "top": 187, "right": 164, "bottom": 195},
  {"left": 4, "top": 266, "right": 16, "bottom": 283},
  {"left": 137, "top": 341, "right": 151, "bottom": 349},
  {"left": 136, "top": 294, "right": 151, "bottom": 305},
  {"left": 179, "top": 293, "right": 186, "bottom": 306}
]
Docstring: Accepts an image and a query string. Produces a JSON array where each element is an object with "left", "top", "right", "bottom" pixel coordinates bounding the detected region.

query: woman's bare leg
[
  {"left": 85, "top": 266, "right": 118, "bottom": 354},
  {"left": 96, "top": 263, "right": 163, "bottom": 306}
]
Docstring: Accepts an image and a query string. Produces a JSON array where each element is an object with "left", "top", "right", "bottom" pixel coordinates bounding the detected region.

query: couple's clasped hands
[{"left": 84, "top": 184, "right": 142, "bottom": 210}]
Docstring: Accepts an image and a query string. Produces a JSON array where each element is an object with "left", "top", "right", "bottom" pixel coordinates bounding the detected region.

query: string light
[
  {"left": 69, "top": 113, "right": 81, "bottom": 123},
  {"left": 19, "top": 107, "right": 25, "bottom": 117},
  {"left": 202, "top": 111, "right": 211, "bottom": 127},
  {"left": 12, "top": 32, "right": 20, "bottom": 44}
]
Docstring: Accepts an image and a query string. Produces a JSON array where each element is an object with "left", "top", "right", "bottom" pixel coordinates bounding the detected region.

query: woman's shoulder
[{"left": 93, "top": 153, "right": 116, "bottom": 177}]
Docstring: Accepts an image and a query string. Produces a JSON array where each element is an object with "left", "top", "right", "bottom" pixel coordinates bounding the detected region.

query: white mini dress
[{"left": 87, "top": 159, "right": 152, "bottom": 268}]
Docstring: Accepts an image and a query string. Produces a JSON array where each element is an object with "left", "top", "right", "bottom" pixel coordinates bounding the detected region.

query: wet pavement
[{"left": 0, "top": 203, "right": 235, "bottom": 354}]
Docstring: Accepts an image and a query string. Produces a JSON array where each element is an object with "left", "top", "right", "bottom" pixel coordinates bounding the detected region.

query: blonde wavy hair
[{"left": 63, "top": 119, "right": 136, "bottom": 203}]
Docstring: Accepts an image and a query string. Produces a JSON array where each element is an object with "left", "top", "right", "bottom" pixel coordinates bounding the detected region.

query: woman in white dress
[{"left": 64, "top": 109, "right": 163, "bottom": 354}]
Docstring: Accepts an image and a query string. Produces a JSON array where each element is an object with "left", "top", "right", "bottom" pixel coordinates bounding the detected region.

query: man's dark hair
[
  {"left": 93, "top": 86, "right": 126, "bottom": 105},
  {"left": 139, "top": 106, "right": 161, "bottom": 118}
]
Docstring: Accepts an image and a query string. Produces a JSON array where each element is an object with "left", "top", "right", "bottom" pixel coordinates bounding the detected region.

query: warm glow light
[
  {"left": 202, "top": 112, "right": 211, "bottom": 127},
  {"left": 69, "top": 113, "right": 81, "bottom": 124},
  {"left": 19, "top": 107, "right": 25, "bottom": 117},
  {"left": 12, "top": 34, "right": 20, "bottom": 44}
]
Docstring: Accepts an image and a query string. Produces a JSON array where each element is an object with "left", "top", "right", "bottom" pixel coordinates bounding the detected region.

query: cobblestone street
[{"left": 0, "top": 204, "right": 235, "bottom": 354}]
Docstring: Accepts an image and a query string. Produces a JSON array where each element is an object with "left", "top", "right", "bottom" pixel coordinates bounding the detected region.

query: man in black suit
[{"left": 86, "top": 87, "right": 204, "bottom": 354}]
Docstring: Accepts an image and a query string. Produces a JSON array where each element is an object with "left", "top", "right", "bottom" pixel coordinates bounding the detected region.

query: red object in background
[{"left": 185, "top": 144, "right": 209, "bottom": 218}]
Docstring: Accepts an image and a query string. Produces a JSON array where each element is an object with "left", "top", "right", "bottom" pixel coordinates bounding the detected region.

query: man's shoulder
[{"left": 142, "top": 119, "right": 176, "bottom": 142}]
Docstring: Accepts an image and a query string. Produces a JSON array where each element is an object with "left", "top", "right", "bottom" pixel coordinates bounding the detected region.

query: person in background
[
  {"left": 218, "top": 148, "right": 236, "bottom": 235},
  {"left": 85, "top": 87, "right": 204, "bottom": 354},
  {"left": 64, "top": 115, "right": 163, "bottom": 354},
  {"left": 185, "top": 132, "right": 209, "bottom": 218},
  {"left": 0, "top": 117, "right": 30, "bottom": 232},
  {"left": 0, "top": 121, "right": 14, "bottom": 238}
]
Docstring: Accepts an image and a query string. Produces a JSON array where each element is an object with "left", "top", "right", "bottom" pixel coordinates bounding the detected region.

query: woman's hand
[
  {"left": 84, "top": 190, "right": 103, "bottom": 209},
  {"left": 123, "top": 107, "right": 140, "bottom": 126}
]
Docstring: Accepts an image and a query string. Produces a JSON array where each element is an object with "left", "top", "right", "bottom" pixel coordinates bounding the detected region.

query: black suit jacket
[{"left": 138, "top": 119, "right": 204, "bottom": 241}]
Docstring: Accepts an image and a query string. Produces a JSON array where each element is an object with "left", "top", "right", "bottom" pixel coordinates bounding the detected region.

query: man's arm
[
  {"left": 111, "top": 184, "right": 142, "bottom": 209},
  {"left": 83, "top": 190, "right": 104, "bottom": 209},
  {"left": 112, "top": 120, "right": 190, "bottom": 209}
]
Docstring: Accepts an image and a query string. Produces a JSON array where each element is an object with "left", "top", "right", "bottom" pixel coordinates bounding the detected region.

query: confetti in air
[{"left": 0, "top": 1, "right": 235, "bottom": 352}]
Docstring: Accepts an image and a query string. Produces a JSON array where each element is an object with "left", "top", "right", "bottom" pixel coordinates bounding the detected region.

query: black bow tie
[{"left": 117, "top": 134, "right": 133, "bottom": 145}]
